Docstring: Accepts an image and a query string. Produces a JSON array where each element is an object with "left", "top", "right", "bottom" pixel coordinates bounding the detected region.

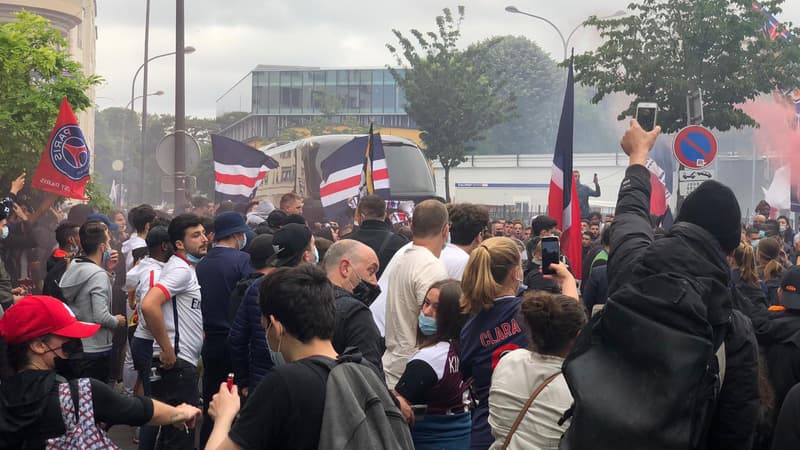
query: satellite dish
[{"left": 155, "top": 132, "right": 201, "bottom": 174}]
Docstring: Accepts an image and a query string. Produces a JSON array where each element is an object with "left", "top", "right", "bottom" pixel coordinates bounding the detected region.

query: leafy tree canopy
[
  {"left": 387, "top": 6, "right": 515, "bottom": 201},
  {"left": 574, "top": 0, "right": 800, "bottom": 132},
  {"left": 0, "top": 11, "right": 101, "bottom": 206}
]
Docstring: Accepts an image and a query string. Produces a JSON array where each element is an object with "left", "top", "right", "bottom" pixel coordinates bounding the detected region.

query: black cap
[
  {"left": 267, "top": 223, "right": 312, "bottom": 267},
  {"left": 780, "top": 266, "right": 800, "bottom": 310},
  {"left": 675, "top": 180, "right": 741, "bottom": 252},
  {"left": 86, "top": 213, "right": 118, "bottom": 232},
  {"left": 214, "top": 211, "right": 249, "bottom": 240},
  {"left": 247, "top": 234, "right": 275, "bottom": 270},
  {"left": 146, "top": 226, "right": 170, "bottom": 248},
  {"left": 267, "top": 209, "right": 288, "bottom": 228}
]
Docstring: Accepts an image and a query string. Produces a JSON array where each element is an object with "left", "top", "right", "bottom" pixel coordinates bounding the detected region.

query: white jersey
[
  {"left": 129, "top": 257, "right": 165, "bottom": 349},
  {"left": 152, "top": 255, "right": 203, "bottom": 366},
  {"left": 122, "top": 235, "right": 147, "bottom": 271}
]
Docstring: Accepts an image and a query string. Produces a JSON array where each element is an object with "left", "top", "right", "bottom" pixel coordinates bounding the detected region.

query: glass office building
[{"left": 217, "top": 65, "right": 413, "bottom": 142}]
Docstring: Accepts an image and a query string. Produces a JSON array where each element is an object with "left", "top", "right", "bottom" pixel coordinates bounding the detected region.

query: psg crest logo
[{"left": 50, "top": 124, "right": 90, "bottom": 181}]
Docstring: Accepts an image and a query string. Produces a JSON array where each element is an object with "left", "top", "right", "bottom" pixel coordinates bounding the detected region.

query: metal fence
[{"left": 486, "top": 204, "right": 617, "bottom": 224}]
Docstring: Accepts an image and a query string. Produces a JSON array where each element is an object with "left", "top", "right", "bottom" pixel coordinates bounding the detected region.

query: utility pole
[{"left": 174, "top": 0, "right": 186, "bottom": 209}]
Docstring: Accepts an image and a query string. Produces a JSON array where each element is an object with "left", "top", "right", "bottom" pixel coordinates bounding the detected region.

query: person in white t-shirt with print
[{"left": 141, "top": 213, "right": 208, "bottom": 450}]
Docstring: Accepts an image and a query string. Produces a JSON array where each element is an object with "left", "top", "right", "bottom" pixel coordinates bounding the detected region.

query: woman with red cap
[{"left": 0, "top": 295, "right": 201, "bottom": 449}]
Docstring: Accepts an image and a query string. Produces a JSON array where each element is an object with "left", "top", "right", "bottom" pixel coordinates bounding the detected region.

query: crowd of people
[{"left": 0, "top": 120, "right": 799, "bottom": 450}]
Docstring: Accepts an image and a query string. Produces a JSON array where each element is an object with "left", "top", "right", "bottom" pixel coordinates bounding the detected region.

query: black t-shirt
[{"left": 229, "top": 359, "right": 330, "bottom": 450}]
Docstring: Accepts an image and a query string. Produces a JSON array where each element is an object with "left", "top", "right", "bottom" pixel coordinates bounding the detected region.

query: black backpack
[
  {"left": 228, "top": 273, "right": 263, "bottom": 324},
  {"left": 560, "top": 272, "right": 727, "bottom": 450},
  {"left": 43, "top": 258, "right": 69, "bottom": 302}
]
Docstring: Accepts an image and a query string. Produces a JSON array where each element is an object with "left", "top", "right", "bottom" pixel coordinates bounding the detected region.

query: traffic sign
[
  {"left": 678, "top": 167, "right": 715, "bottom": 196},
  {"left": 673, "top": 125, "right": 717, "bottom": 169}
]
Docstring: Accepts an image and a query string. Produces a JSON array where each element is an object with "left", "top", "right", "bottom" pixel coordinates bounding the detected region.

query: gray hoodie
[{"left": 59, "top": 257, "right": 118, "bottom": 353}]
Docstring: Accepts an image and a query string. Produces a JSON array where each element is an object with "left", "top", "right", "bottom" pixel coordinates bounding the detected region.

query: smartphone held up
[
  {"left": 541, "top": 236, "right": 560, "bottom": 275},
  {"left": 635, "top": 102, "right": 658, "bottom": 132}
]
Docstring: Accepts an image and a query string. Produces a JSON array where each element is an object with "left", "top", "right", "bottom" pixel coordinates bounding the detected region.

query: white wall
[{"left": 432, "top": 153, "right": 630, "bottom": 210}]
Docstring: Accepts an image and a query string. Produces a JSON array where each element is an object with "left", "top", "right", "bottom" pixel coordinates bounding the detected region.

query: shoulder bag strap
[
  {"left": 501, "top": 371, "right": 561, "bottom": 450},
  {"left": 171, "top": 295, "right": 180, "bottom": 355}
]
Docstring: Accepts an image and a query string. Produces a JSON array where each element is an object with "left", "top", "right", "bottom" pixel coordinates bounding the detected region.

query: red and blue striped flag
[
  {"left": 752, "top": 1, "right": 791, "bottom": 41},
  {"left": 320, "top": 128, "right": 390, "bottom": 221},
  {"left": 211, "top": 134, "right": 279, "bottom": 203},
  {"left": 547, "top": 53, "right": 582, "bottom": 279}
]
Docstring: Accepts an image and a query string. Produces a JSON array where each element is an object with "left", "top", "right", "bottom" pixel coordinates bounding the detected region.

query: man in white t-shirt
[
  {"left": 141, "top": 214, "right": 208, "bottom": 450},
  {"left": 121, "top": 204, "right": 157, "bottom": 270},
  {"left": 383, "top": 200, "right": 450, "bottom": 389},
  {"left": 440, "top": 203, "right": 490, "bottom": 281}
]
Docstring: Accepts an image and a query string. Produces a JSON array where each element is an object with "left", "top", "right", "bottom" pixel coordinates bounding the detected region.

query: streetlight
[
  {"left": 129, "top": 47, "right": 195, "bottom": 112},
  {"left": 125, "top": 90, "right": 165, "bottom": 109},
  {"left": 129, "top": 45, "right": 195, "bottom": 203},
  {"left": 505, "top": 6, "right": 625, "bottom": 60}
]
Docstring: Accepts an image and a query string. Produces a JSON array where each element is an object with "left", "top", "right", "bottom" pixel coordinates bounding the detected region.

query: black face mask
[
  {"left": 494, "top": 231, "right": 505, "bottom": 237},
  {"left": 352, "top": 279, "right": 381, "bottom": 306},
  {"left": 47, "top": 338, "right": 83, "bottom": 373}
]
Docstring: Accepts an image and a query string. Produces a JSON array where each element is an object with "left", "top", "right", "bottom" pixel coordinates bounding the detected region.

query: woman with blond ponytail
[
  {"left": 458, "top": 237, "right": 530, "bottom": 450},
  {"left": 731, "top": 243, "right": 768, "bottom": 310}
]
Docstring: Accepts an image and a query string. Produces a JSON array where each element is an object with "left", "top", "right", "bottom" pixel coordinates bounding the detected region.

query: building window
[{"left": 280, "top": 168, "right": 293, "bottom": 182}]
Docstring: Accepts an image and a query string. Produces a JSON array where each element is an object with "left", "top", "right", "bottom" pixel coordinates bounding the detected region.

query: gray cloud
[{"left": 94, "top": 0, "right": 799, "bottom": 118}]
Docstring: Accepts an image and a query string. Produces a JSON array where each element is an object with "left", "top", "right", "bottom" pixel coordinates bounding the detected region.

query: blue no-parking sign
[{"left": 673, "top": 125, "right": 718, "bottom": 169}]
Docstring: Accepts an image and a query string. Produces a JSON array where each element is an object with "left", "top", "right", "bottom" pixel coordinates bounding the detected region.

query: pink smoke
[
  {"left": 740, "top": 95, "right": 800, "bottom": 163},
  {"left": 740, "top": 96, "right": 800, "bottom": 211}
]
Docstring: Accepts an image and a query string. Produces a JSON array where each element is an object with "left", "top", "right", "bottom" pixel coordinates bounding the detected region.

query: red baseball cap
[{"left": 0, "top": 296, "right": 100, "bottom": 344}]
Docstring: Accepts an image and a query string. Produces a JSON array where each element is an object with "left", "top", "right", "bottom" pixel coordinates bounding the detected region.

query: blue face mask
[
  {"left": 418, "top": 313, "right": 437, "bottom": 336},
  {"left": 1, "top": 226, "right": 8, "bottom": 240},
  {"left": 265, "top": 322, "right": 285, "bottom": 366},
  {"left": 239, "top": 234, "right": 248, "bottom": 251},
  {"left": 186, "top": 253, "right": 203, "bottom": 264},
  {"left": 313, "top": 246, "right": 319, "bottom": 265},
  {"left": 780, "top": 226, "right": 787, "bottom": 233},
  {"left": 751, "top": 240, "right": 759, "bottom": 249}
]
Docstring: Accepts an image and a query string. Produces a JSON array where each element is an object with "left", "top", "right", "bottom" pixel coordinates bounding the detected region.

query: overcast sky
[{"left": 93, "top": 0, "right": 800, "bottom": 119}]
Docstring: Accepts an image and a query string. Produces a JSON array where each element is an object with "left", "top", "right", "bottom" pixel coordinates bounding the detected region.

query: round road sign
[{"left": 673, "top": 125, "right": 717, "bottom": 169}]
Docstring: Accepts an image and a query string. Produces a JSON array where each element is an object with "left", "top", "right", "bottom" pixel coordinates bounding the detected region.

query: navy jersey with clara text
[{"left": 459, "top": 295, "right": 528, "bottom": 450}]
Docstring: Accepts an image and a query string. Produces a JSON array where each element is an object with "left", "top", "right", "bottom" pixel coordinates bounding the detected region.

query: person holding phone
[
  {"left": 573, "top": 170, "right": 601, "bottom": 220},
  {"left": 459, "top": 237, "right": 530, "bottom": 450},
  {"left": 488, "top": 264, "right": 583, "bottom": 450}
]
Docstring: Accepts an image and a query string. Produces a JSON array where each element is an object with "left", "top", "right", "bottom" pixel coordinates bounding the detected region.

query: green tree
[
  {"left": 574, "top": 0, "right": 800, "bottom": 133},
  {"left": 469, "top": 36, "right": 562, "bottom": 154},
  {"left": 387, "top": 6, "right": 515, "bottom": 201},
  {"left": 0, "top": 11, "right": 101, "bottom": 195}
]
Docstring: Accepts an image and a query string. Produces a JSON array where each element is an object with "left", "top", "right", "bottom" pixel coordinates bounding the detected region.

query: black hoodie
[{"left": 0, "top": 369, "right": 153, "bottom": 449}]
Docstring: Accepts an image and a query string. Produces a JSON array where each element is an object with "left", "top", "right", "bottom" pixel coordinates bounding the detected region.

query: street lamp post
[
  {"left": 120, "top": 90, "right": 163, "bottom": 206},
  {"left": 125, "top": 90, "right": 164, "bottom": 109},
  {"left": 505, "top": 6, "right": 626, "bottom": 60},
  {"left": 129, "top": 46, "right": 195, "bottom": 203}
]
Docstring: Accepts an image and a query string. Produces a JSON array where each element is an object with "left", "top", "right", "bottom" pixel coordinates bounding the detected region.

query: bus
[{"left": 259, "top": 134, "right": 439, "bottom": 224}]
